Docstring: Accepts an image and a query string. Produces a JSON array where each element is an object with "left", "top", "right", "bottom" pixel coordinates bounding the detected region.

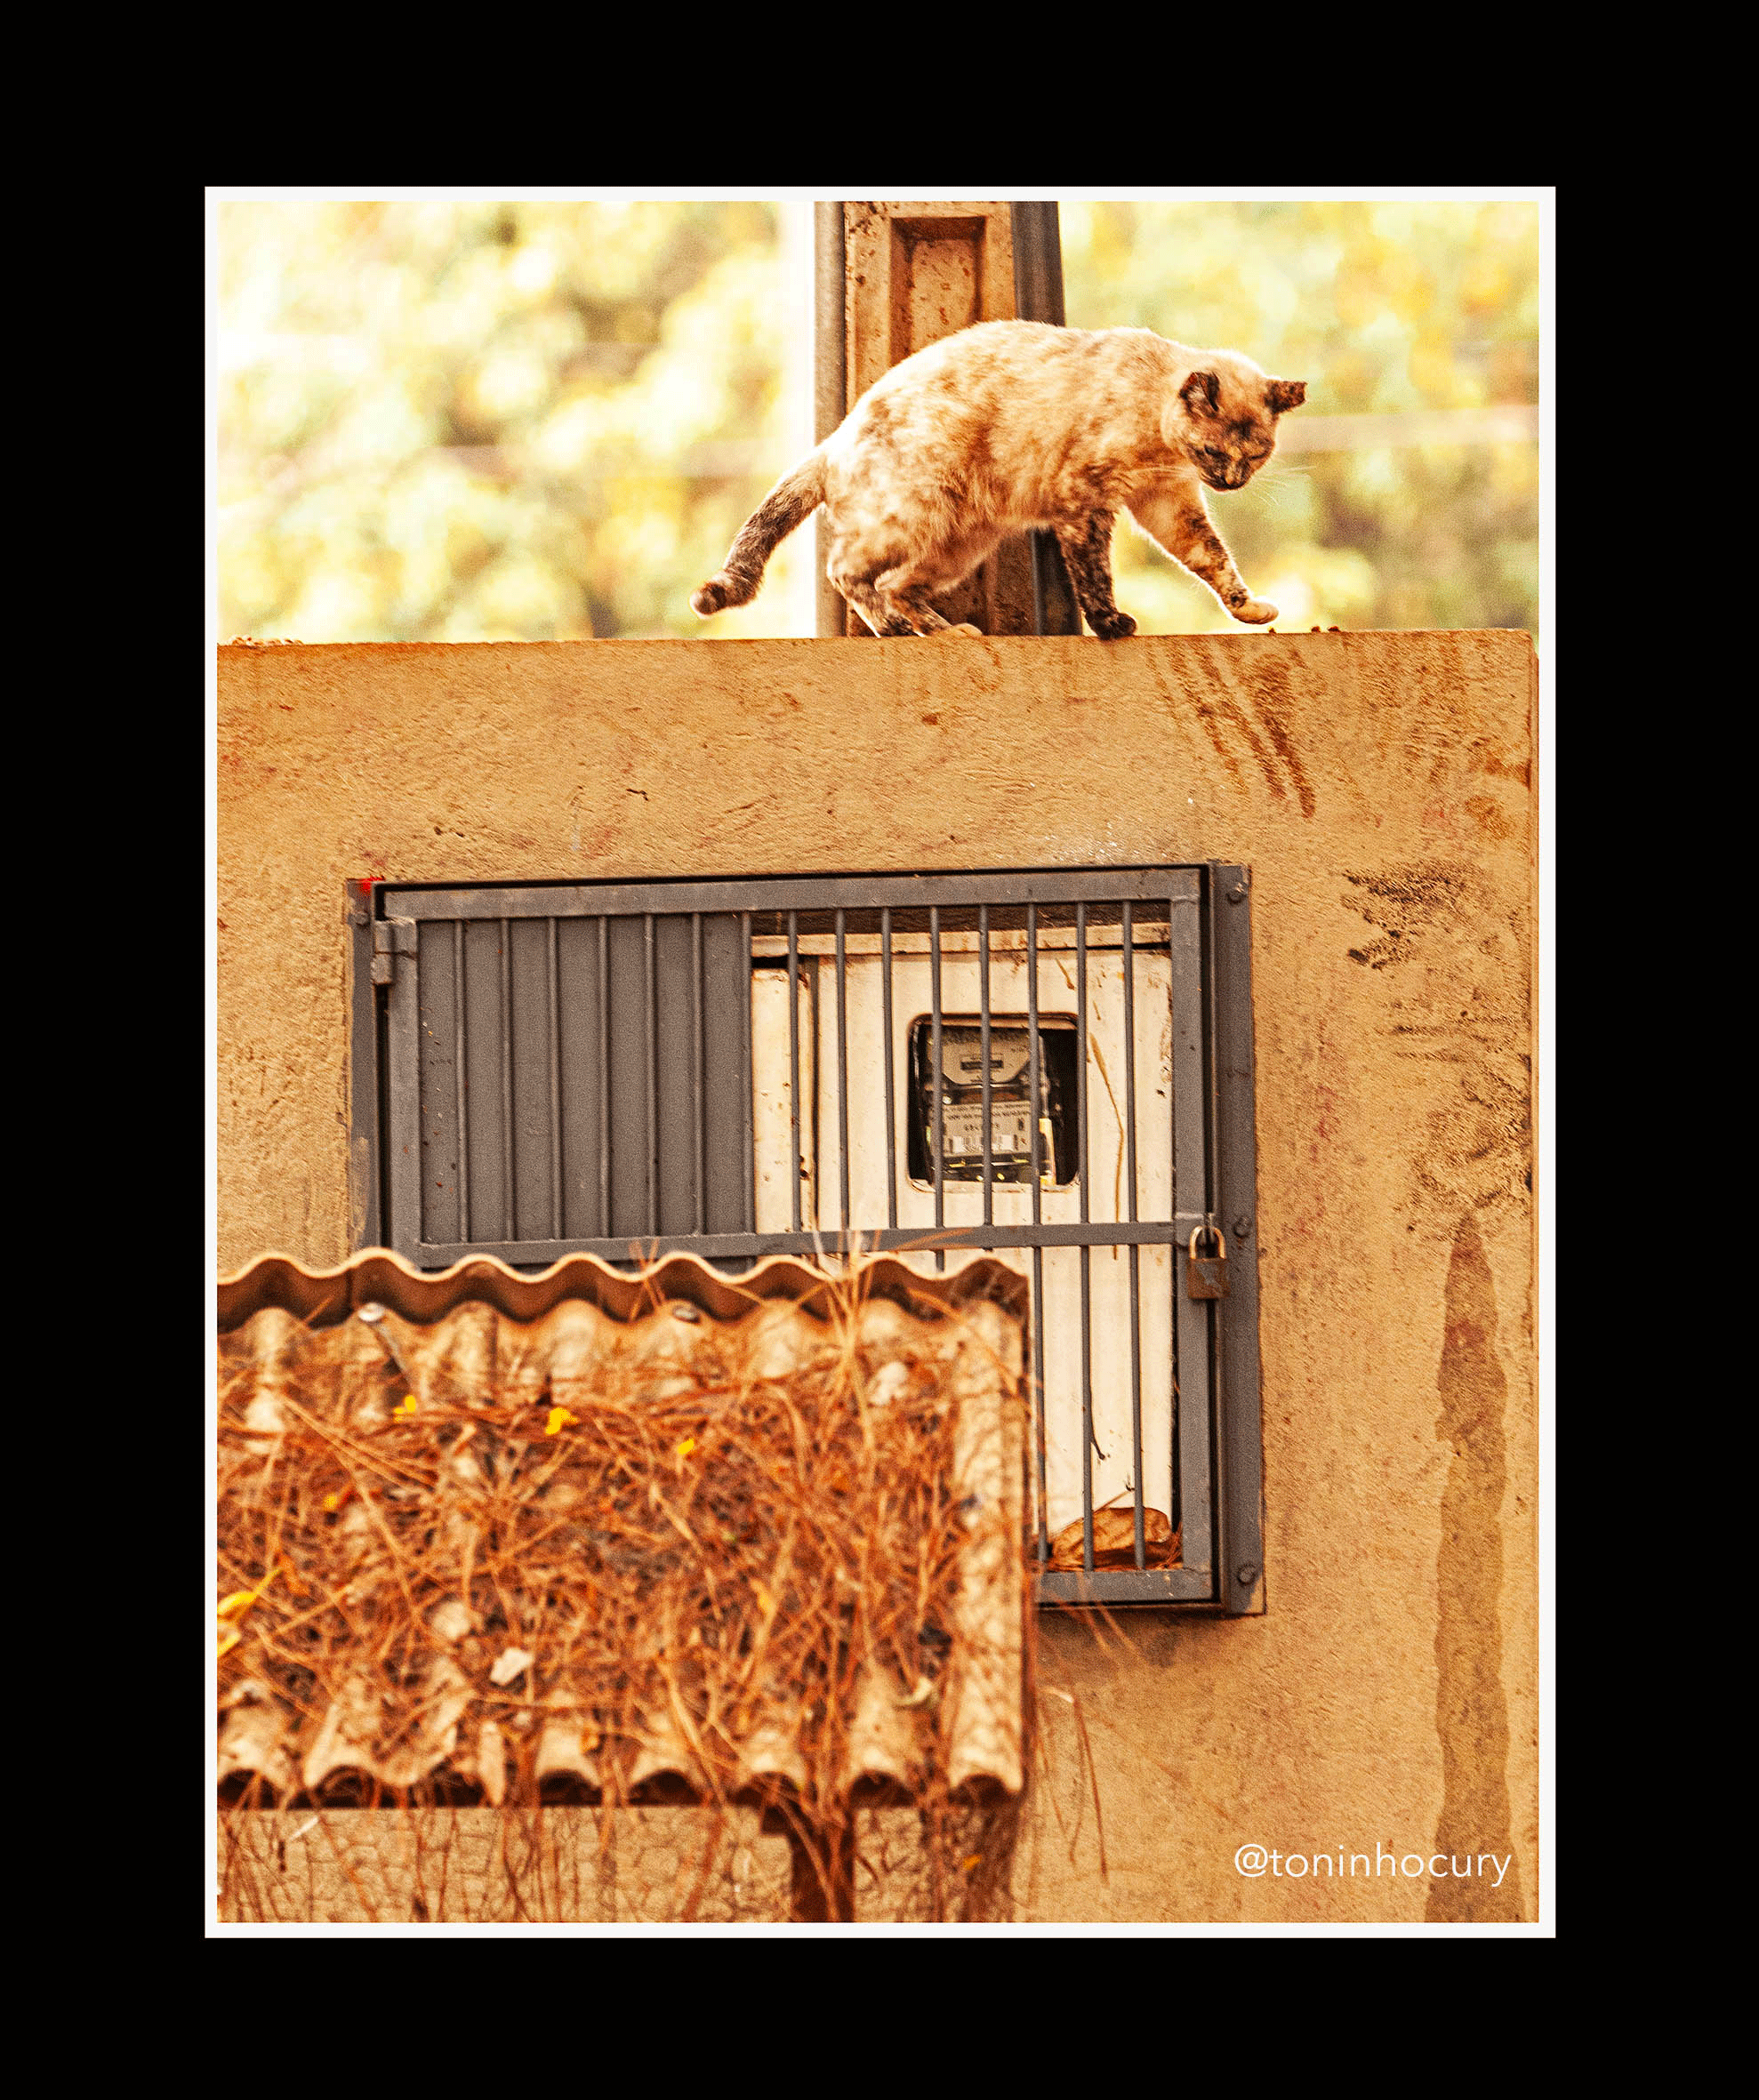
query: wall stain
[
  {"left": 1342, "top": 864, "right": 1530, "bottom": 1232},
  {"left": 1464, "top": 794, "right": 1512, "bottom": 842},
  {"left": 1188, "top": 651, "right": 1287, "bottom": 805},
  {"left": 1342, "top": 864, "right": 1459, "bottom": 969},
  {"left": 1146, "top": 656, "right": 1244, "bottom": 791},
  {"left": 1149, "top": 647, "right": 1316, "bottom": 814},
  {"left": 1426, "top": 1212, "right": 1523, "bottom": 1921},
  {"left": 1213, "top": 685, "right": 1287, "bottom": 805},
  {"left": 1245, "top": 661, "right": 1316, "bottom": 818}
]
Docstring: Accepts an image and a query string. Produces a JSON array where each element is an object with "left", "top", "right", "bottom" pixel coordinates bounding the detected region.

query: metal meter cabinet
[{"left": 349, "top": 867, "right": 1265, "bottom": 1615}]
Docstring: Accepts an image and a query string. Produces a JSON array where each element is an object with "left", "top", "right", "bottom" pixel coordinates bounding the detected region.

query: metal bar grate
[{"left": 371, "top": 866, "right": 1257, "bottom": 1611}]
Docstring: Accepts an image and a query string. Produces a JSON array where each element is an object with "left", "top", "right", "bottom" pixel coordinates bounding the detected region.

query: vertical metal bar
[
  {"left": 1214, "top": 869, "right": 1265, "bottom": 1616},
  {"left": 346, "top": 891, "right": 382, "bottom": 1254},
  {"left": 1027, "top": 903, "right": 1047, "bottom": 1566},
  {"left": 644, "top": 913, "right": 657, "bottom": 1238},
  {"left": 1011, "top": 200, "right": 1067, "bottom": 325},
  {"left": 881, "top": 907, "right": 897, "bottom": 1231},
  {"left": 1205, "top": 878, "right": 1224, "bottom": 1242},
  {"left": 930, "top": 904, "right": 944, "bottom": 1272},
  {"left": 1011, "top": 203, "right": 1080, "bottom": 637},
  {"left": 692, "top": 913, "right": 706, "bottom": 1237},
  {"left": 597, "top": 918, "right": 610, "bottom": 1238},
  {"left": 1076, "top": 906, "right": 1089, "bottom": 1225},
  {"left": 1121, "top": 905, "right": 1139, "bottom": 1223},
  {"left": 1170, "top": 885, "right": 1213, "bottom": 1586},
  {"left": 979, "top": 903, "right": 992, "bottom": 1238},
  {"left": 1077, "top": 903, "right": 1092, "bottom": 1573},
  {"left": 835, "top": 909, "right": 849, "bottom": 1242},
  {"left": 1204, "top": 869, "right": 1225, "bottom": 1596},
  {"left": 547, "top": 917, "right": 562, "bottom": 1244},
  {"left": 787, "top": 912, "right": 802, "bottom": 1235},
  {"left": 741, "top": 911, "right": 755, "bottom": 1231},
  {"left": 1032, "top": 1244, "right": 1048, "bottom": 1567},
  {"left": 1027, "top": 905, "right": 1042, "bottom": 1223},
  {"left": 384, "top": 926, "right": 423, "bottom": 1259},
  {"left": 1123, "top": 902, "right": 1144, "bottom": 1570},
  {"left": 454, "top": 919, "right": 470, "bottom": 1243},
  {"left": 499, "top": 917, "right": 514, "bottom": 1241}
]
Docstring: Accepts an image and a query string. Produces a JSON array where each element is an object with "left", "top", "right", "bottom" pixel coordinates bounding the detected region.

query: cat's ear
[
  {"left": 1266, "top": 378, "right": 1307, "bottom": 416},
  {"left": 1179, "top": 369, "right": 1221, "bottom": 420}
]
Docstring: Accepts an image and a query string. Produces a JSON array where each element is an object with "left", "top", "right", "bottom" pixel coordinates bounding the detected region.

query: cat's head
[{"left": 1167, "top": 356, "right": 1306, "bottom": 490}]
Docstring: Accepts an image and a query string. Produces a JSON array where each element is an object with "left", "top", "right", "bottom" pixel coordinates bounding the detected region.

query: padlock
[{"left": 1186, "top": 1224, "right": 1230, "bottom": 1300}]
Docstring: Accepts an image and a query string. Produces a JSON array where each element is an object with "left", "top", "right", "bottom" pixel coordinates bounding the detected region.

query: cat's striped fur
[{"left": 692, "top": 319, "right": 1305, "bottom": 637}]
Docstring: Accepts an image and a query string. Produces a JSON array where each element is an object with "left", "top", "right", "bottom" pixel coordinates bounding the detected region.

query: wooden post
[{"left": 815, "top": 201, "right": 1079, "bottom": 637}]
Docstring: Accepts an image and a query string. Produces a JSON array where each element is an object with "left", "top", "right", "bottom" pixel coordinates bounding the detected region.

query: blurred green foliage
[
  {"left": 1058, "top": 200, "right": 1538, "bottom": 637},
  {"left": 218, "top": 201, "right": 809, "bottom": 641},
  {"left": 217, "top": 199, "right": 1537, "bottom": 643}
]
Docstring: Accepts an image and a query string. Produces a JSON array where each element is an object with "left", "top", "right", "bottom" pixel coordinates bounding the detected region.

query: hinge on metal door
[{"left": 370, "top": 918, "right": 417, "bottom": 984}]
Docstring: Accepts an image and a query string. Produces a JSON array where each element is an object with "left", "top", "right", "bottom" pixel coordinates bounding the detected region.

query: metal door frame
[{"left": 349, "top": 864, "right": 1265, "bottom": 1614}]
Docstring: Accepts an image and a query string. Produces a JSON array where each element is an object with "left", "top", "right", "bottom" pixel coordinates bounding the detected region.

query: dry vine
[{"left": 217, "top": 1260, "right": 1033, "bottom": 1922}]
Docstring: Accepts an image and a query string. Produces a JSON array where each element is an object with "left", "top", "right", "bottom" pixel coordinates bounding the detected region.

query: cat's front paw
[
  {"left": 1088, "top": 611, "right": 1137, "bottom": 640},
  {"left": 1232, "top": 597, "right": 1279, "bottom": 626},
  {"left": 934, "top": 622, "right": 984, "bottom": 638}
]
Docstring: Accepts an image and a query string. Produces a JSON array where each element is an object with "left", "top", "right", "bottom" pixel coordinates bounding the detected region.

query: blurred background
[{"left": 216, "top": 199, "right": 1538, "bottom": 645}]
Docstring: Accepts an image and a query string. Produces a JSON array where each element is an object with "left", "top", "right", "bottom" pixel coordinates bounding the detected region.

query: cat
[{"left": 691, "top": 319, "right": 1306, "bottom": 638}]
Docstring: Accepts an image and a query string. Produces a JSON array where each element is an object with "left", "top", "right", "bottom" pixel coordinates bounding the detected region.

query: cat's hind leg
[
  {"left": 834, "top": 575, "right": 917, "bottom": 637},
  {"left": 891, "top": 587, "right": 981, "bottom": 638},
  {"left": 832, "top": 572, "right": 980, "bottom": 639},
  {"left": 1053, "top": 512, "right": 1136, "bottom": 639}
]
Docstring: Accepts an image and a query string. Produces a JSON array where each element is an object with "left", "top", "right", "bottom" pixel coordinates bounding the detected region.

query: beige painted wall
[{"left": 216, "top": 631, "right": 1538, "bottom": 1922}]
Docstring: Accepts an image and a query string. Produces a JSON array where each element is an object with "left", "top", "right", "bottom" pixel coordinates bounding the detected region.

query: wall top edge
[{"left": 217, "top": 629, "right": 1535, "bottom": 657}]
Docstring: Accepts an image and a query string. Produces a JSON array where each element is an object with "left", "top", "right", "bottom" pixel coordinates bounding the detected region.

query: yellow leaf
[
  {"left": 544, "top": 1406, "right": 578, "bottom": 1436},
  {"left": 217, "top": 1627, "right": 241, "bottom": 1658},
  {"left": 395, "top": 1395, "right": 418, "bottom": 1416},
  {"left": 962, "top": 1854, "right": 982, "bottom": 1874},
  {"left": 322, "top": 1491, "right": 344, "bottom": 1512},
  {"left": 754, "top": 1582, "right": 776, "bottom": 1617},
  {"left": 674, "top": 1435, "right": 697, "bottom": 1462},
  {"left": 218, "top": 1566, "right": 281, "bottom": 1622}
]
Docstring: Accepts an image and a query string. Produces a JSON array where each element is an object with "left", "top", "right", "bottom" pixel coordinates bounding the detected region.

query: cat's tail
[{"left": 691, "top": 449, "right": 827, "bottom": 615}]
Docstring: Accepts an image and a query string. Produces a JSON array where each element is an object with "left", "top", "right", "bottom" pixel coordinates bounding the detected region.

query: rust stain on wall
[
  {"left": 1426, "top": 1212, "right": 1523, "bottom": 1922},
  {"left": 1244, "top": 661, "right": 1316, "bottom": 819},
  {"left": 1148, "top": 648, "right": 1319, "bottom": 816},
  {"left": 1146, "top": 656, "right": 1245, "bottom": 791},
  {"left": 1189, "top": 649, "right": 1286, "bottom": 806}
]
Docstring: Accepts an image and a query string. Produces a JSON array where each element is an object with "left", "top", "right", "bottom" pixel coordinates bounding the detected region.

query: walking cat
[{"left": 691, "top": 319, "right": 1305, "bottom": 637}]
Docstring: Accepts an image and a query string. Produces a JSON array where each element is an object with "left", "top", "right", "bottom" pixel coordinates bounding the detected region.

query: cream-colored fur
[{"left": 692, "top": 320, "right": 1305, "bottom": 636}]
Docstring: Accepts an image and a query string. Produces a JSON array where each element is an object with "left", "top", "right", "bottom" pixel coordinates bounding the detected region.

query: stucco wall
[{"left": 216, "top": 631, "right": 1538, "bottom": 1922}]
